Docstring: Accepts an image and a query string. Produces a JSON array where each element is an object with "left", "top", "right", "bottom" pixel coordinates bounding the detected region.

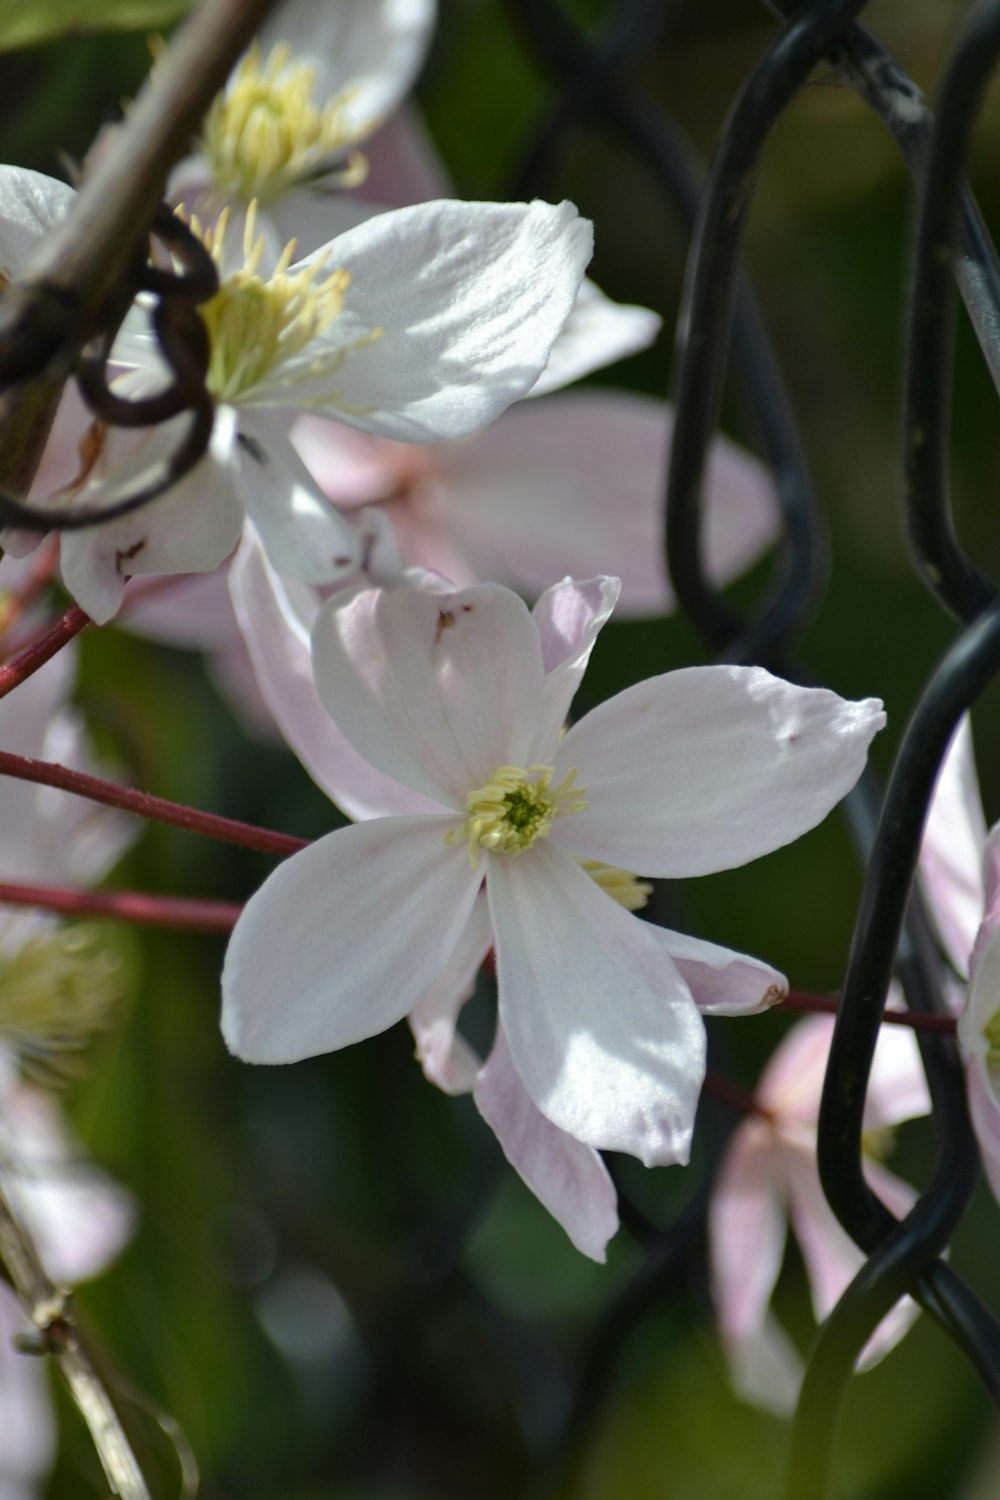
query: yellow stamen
[
  {"left": 0, "top": 926, "right": 126, "bottom": 1085},
  {"left": 984, "top": 1008, "right": 1000, "bottom": 1068},
  {"left": 447, "top": 765, "right": 587, "bottom": 867},
  {"left": 861, "top": 1125, "right": 895, "bottom": 1164},
  {"left": 201, "top": 40, "right": 368, "bottom": 203},
  {"left": 186, "top": 203, "right": 380, "bottom": 406},
  {"left": 579, "top": 860, "right": 653, "bottom": 912}
]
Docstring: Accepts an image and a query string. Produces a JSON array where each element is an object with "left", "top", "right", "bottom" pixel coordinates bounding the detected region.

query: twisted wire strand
[
  {"left": 903, "top": 0, "right": 1000, "bottom": 621},
  {"left": 0, "top": 206, "right": 217, "bottom": 533}
]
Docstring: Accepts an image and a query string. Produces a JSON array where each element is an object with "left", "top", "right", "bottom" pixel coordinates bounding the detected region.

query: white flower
[
  {"left": 174, "top": 0, "right": 437, "bottom": 235},
  {"left": 221, "top": 574, "right": 885, "bottom": 1254},
  {"left": 710, "top": 1011, "right": 929, "bottom": 1415},
  {"left": 0, "top": 166, "right": 592, "bottom": 622},
  {"left": 918, "top": 716, "right": 1000, "bottom": 1201}
]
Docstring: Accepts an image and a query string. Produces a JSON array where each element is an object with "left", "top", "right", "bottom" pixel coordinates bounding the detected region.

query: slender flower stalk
[
  {"left": 0, "top": 881, "right": 241, "bottom": 934},
  {"left": 0, "top": 606, "right": 90, "bottom": 699},
  {"left": 0, "top": 750, "right": 306, "bottom": 857}
]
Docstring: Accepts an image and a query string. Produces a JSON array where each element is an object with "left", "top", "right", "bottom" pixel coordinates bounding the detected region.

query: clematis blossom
[
  {"left": 0, "top": 165, "right": 592, "bottom": 622},
  {"left": 918, "top": 716, "right": 1000, "bottom": 1199},
  {"left": 221, "top": 573, "right": 885, "bottom": 1256},
  {"left": 710, "top": 1011, "right": 930, "bottom": 1415}
]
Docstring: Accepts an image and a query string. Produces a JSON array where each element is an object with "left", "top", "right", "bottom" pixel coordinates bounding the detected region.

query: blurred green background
[{"left": 3, "top": 1, "right": 1000, "bottom": 1495}]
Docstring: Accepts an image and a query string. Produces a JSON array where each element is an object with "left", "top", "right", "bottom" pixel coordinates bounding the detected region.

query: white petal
[
  {"left": 439, "top": 391, "right": 778, "bottom": 617},
  {"left": 289, "top": 199, "right": 592, "bottom": 439},
  {"left": 966, "top": 1056, "right": 1000, "bottom": 1205},
  {"left": 311, "top": 580, "right": 546, "bottom": 807},
  {"left": 528, "top": 576, "right": 620, "bottom": 759},
  {"left": 645, "top": 925, "right": 787, "bottom": 1015},
  {"left": 487, "top": 843, "right": 706, "bottom": 1166},
  {"left": 58, "top": 416, "right": 244, "bottom": 623},
  {"left": 0, "top": 650, "right": 77, "bottom": 881},
  {"left": 920, "top": 715, "right": 986, "bottom": 977},
  {"left": 474, "top": 1025, "right": 619, "bottom": 1261},
  {"left": 527, "top": 278, "right": 660, "bottom": 397},
  {"left": 960, "top": 897, "right": 1000, "bottom": 1058},
  {"left": 234, "top": 415, "right": 362, "bottom": 583},
  {"left": 551, "top": 666, "right": 885, "bottom": 877},
  {"left": 0, "top": 166, "right": 74, "bottom": 277},
  {"left": 361, "top": 104, "right": 453, "bottom": 205},
  {"left": 221, "top": 816, "right": 481, "bottom": 1063},
  {"left": 256, "top": 0, "right": 436, "bottom": 145},
  {"left": 408, "top": 894, "right": 491, "bottom": 1095},
  {"left": 229, "top": 525, "right": 437, "bottom": 818},
  {"left": 756, "top": 1014, "right": 833, "bottom": 1122}
]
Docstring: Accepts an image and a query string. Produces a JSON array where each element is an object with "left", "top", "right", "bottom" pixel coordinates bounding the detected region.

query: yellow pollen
[
  {"left": 187, "top": 203, "right": 379, "bottom": 405},
  {"left": 984, "top": 1008, "right": 1000, "bottom": 1068},
  {"left": 579, "top": 860, "right": 653, "bottom": 912},
  {"left": 447, "top": 765, "right": 587, "bottom": 867},
  {"left": 861, "top": 1125, "right": 895, "bottom": 1164},
  {"left": 0, "top": 926, "right": 126, "bottom": 1085},
  {"left": 201, "top": 40, "right": 368, "bottom": 203}
]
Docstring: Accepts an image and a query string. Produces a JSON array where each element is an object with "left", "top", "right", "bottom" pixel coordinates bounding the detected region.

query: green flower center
[{"left": 448, "top": 765, "right": 587, "bottom": 866}]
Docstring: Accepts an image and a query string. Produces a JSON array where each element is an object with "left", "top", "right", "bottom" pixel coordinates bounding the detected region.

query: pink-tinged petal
[
  {"left": 528, "top": 279, "right": 661, "bottom": 398},
  {"left": 0, "top": 1288, "right": 56, "bottom": 1491},
  {"left": 360, "top": 105, "right": 452, "bottom": 206},
  {"left": 756, "top": 1014, "right": 834, "bottom": 1122},
  {"left": 0, "top": 166, "right": 73, "bottom": 276},
  {"left": 311, "top": 581, "right": 546, "bottom": 807},
  {"left": 710, "top": 1123, "right": 787, "bottom": 1344},
  {"left": 37, "top": 708, "right": 138, "bottom": 886},
  {"left": 645, "top": 925, "right": 787, "bottom": 1016},
  {"left": 487, "top": 843, "right": 706, "bottom": 1166},
  {"left": 409, "top": 895, "right": 491, "bottom": 1095},
  {"left": 222, "top": 817, "right": 481, "bottom": 1063},
  {"left": 0, "top": 1084, "right": 134, "bottom": 1283},
  {"left": 292, "top": 418, "right": 405, "bottom": 509},
  {"left": 863, "top": 1022, "right": 931, "bottom": 1131},
  {"left": 437, "top": 391, "right": 777, "bottom": 617},
  {"left": 920, "top": 716, "right": 986, "bottom": 977},
  {"left": 785, "top": 1147, "right": 919, "bottom": 1368},
  {"left": 474, "top": 1025, "right": 619, "bottom": 1262},
  {"left": 123, "top": 567, "right": 242, "bottom": 651},
  {"left": 551, "top": 667, "right": 885, "bottom": 878},
  {"left": 852, "top": 1158, "right": 921, "bottom": 1371},
  {"left": 966, "top": 1056, "right": 1000, "bottom": 1204},
  {"left": 961, "top": 899, "right": 1000, "bottom": 1058},
  {"left": 290, "top": 199, "right": 592, "bottom": 440},
  {"left": 725, "top": 1313, "right": 804, "bottom": 1418},
  {"left": 0, "top": 650, "right": 77, "bottom": 879},
  {"left": 229, "top": 527, "right": 436, "bottom": 818},
  {"left": 234, "top": 415, "right": 362, "bottom": 584},
  {"left": 529, "top": 576, "right": 620, "bottom": 760}
]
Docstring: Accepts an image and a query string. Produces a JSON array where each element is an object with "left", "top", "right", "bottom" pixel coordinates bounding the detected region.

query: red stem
[
  {"left": 781, "top": 989, "right": 957, "bottom": 1036},
  {"left": 0, "top": 880, "right": 241, "bottom": 934},
  {"left": 0, "top": 605, "right": 91, "bottom": 697},
  {"left": 0, "top": 750, "right": 308, "bottom": 857}
]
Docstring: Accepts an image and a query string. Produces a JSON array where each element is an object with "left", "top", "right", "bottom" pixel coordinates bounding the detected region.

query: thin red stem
[
  {"left": 782, "top": 989, "right": 957, "bottom": 1036},
  {"left": 702, "top": 1069, "right": 769, "bottom": 1118},
  {"left": 0, "top": 750, "right": 308, "bottom": 857},
  {"left": 0, "top": 880, "right": 241, "bottom": 934},
  {"left": 0, "top": 604, "right": 90, "bottom": 697}
]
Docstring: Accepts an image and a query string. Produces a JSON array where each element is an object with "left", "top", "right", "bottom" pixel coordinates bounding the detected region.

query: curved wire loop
[
  {"left": 0, "top": 204, "right": 217, "bottom": 534},
  {"left": 903, "top": 0, "right": 1000, "bottom": 621}
]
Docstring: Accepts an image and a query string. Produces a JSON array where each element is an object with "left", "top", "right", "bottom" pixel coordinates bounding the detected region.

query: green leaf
[{"left": 0, "top": 0, "right": 191, "bottom": 51}]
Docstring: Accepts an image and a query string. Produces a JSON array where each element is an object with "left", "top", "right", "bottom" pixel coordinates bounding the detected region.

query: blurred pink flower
[{"left": 710, "top": 1011, "right": 930, "bottom": 1414}]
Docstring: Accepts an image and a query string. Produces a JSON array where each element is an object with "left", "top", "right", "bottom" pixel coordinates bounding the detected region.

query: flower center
[
  {"left": 449, "top": 765, "right": 587, "bottom": 866},
  {"left": 0, "top": 926, "right": 124, "bottom": 1083},
  {"left": 201, "top": 41, "right": 368, "bottom": 203},
  {"left": 983, "top": 1008, "right": 1000, "bottom": 1068},
  {"left": 193, "top": 206, "right": 378, "bottom": 405}
]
